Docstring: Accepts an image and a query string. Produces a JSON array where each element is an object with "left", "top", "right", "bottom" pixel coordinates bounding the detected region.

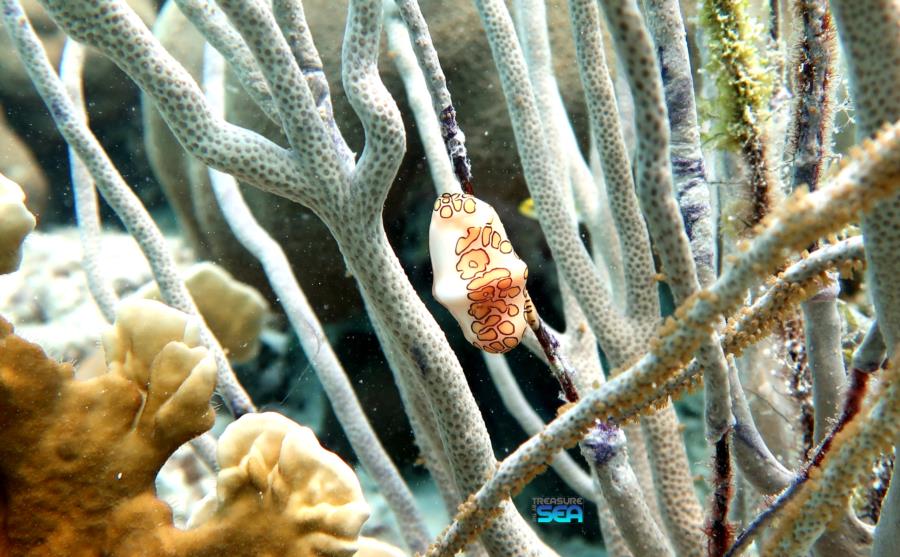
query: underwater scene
[{"left": 1, "top": 0, "right": 899, "bottom": 556}]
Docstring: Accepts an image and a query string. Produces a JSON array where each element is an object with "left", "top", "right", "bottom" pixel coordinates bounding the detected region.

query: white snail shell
[{"left": 429, "top": 193, "right": 528, "bottom": 353}]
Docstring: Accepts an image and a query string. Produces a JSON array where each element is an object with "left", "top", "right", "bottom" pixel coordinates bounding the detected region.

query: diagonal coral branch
[
  {"left": 392, "top": 0, "right": 473, "bottom": 192},
  {"left": 37, "top": 0, "right": 318, "bottom": 208},
  {"left": 482, "top": 353, "right": 597, "bottom": 502},
  {"left": 383, "top": 5, "right": 458, "bottom": 196},
  {"left": 60, "top": 39, "right": 117, "bottom": 324},
  {"left": 273, "top": 0, "right": 355, "bottom": 171},
  {"left": 173, "top": 0, "right": 281, "bottom": 124},
  {"left": 214, "top": 0, "right": 346, "bottom": 189}
]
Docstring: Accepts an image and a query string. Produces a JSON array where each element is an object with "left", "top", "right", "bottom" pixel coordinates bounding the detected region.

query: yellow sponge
[
  {"left": 141, "top": 262, "right": 269, "bottom": 362},
  {"left": 190, "top": 412, "right": 371, "bottom": 557},
  {"left": 0, "top": 173, "right": 36, "bottom": 274}
]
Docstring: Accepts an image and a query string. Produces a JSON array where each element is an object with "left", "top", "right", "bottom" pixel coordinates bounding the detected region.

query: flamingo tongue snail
[{"left": 429, "top": 193, "right": 529, "bottom": 354}]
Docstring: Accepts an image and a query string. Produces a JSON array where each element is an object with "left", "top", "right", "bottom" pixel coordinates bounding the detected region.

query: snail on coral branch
[{"left": 430, "top": 193, "right": 528, "bottom": 353}]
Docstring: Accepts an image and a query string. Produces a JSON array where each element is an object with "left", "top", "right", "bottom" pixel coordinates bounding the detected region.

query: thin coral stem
[
  {"left": 582, "top": 423, "right": 676, "bottom": 557},
  {"left": 59, "top": 39, "right": 117, "bottom": 324},
  {"left": 785, "top": 0, "right": 836, "bottom": 194},
  {"left": 700, "top": 0, "right": 777, "bottom": 233},
  {"left": 214, "top": 0, "right": 346, "bottom": 187},
  {"left": 384, "top": 8, "right": 459, "bottom": 196},
  {"left": 273, "top": 0, "right": 355, "bottom": 171},
  {"left": 852, "top": 323, "right": 886, "bottom": 373},
  {"left": 40, "top": 0, "right": 316, "bottom": 206},
  {"left": 724, "top": 237, "right": 864, "bottom": 356},
  {"left": 803, "top": 278, "right": 845, "bottom": 444},
  {"left": 173, "top": 0, "right": 281, "bottom": 124},
  {"left": 392, "top": 0, "right": 473, "bottom": 192},
  {"left": 728, "top": 358, "right": 793, "bottom": 493},
  {"left": 707, "top": 431, "right": 735, "bottom": 557}
]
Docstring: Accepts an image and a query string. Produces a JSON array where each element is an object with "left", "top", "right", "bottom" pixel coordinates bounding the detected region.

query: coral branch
[
  {"left": 392, "top": 0, "right": 473, "bottom": 192},
  {"left": 568, "top": 0, "right": 658, "bottom": 324},
  {"left": 4, "top": 0, "right": 254, "bottom": 415},
  {"left": 707, "top": 431, "right": 735, "bottom": 557},
  {"left": 173, "top": 0, "right": 281, "bottom": 124},
  {"left": 204, "top": 47, "right": 429, "bottom": 546},
  {"left": 474, "top": 0, "right": 634, "bottom": 364},
  {"left": 59, "top": 39, "right": 117, "bottom": 323},
  {"left": 425, "top": 118, "right": 900, "bottom": 556}
]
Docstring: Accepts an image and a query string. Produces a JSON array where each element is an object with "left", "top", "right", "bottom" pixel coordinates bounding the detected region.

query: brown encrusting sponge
[{"left": 0, "top": 299, "right": 371, "bottom": 557}]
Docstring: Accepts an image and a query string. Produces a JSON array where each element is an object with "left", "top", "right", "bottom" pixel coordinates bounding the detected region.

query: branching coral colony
[{"left": 3, "top": 0, "right": 900, "bottom": 556}]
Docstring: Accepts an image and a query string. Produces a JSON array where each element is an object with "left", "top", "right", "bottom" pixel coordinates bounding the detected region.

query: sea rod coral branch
[
  {"left": 214, "top": 0, "right": 345, "bottom": 189},
  {"left": 37, "top": 0, "right": 317, "bottom": 208},
  {"left": 829, "top": 3, "right": 900, "bottom": 551},
  {"left": 173, "top": 0, "right": 281, "bottom": 125},
  {"left": 700, "top": 0, "right": 776, "bottom": 232},
  {"left": 59, "top": 39, "right": 117, "bottom": 324},
  {"left": 424, "top": 119, "right": 900, "bottom": 556},
  {"left": 642, "top": 0, "right": 717, "bottom": 288},
  {"left": 599, "top": 0, "right": 731, "bottom": 444},
  {"left": 392, "top": 0, "right": 474, "bottom": 192},
  {"left": 1, "top": 0, "right": 255, "bottom": 416},
  {"left": 383, "top": 5, "right": 458, "bottom": 196},
  {"left": 728, "top": 391, "right": 870, "bottom": 556},
  {"left": 203, "top": 42, "right": 429, "bottom": 553},
  {"left": 567, "top": 0, "right": 658, "bottom": 325},
  {"left": 473, "top": 0, "right": 635, "bottom": 365},
  {"left": 272, "top": 0, "right": 355, "bottom": 170}
]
